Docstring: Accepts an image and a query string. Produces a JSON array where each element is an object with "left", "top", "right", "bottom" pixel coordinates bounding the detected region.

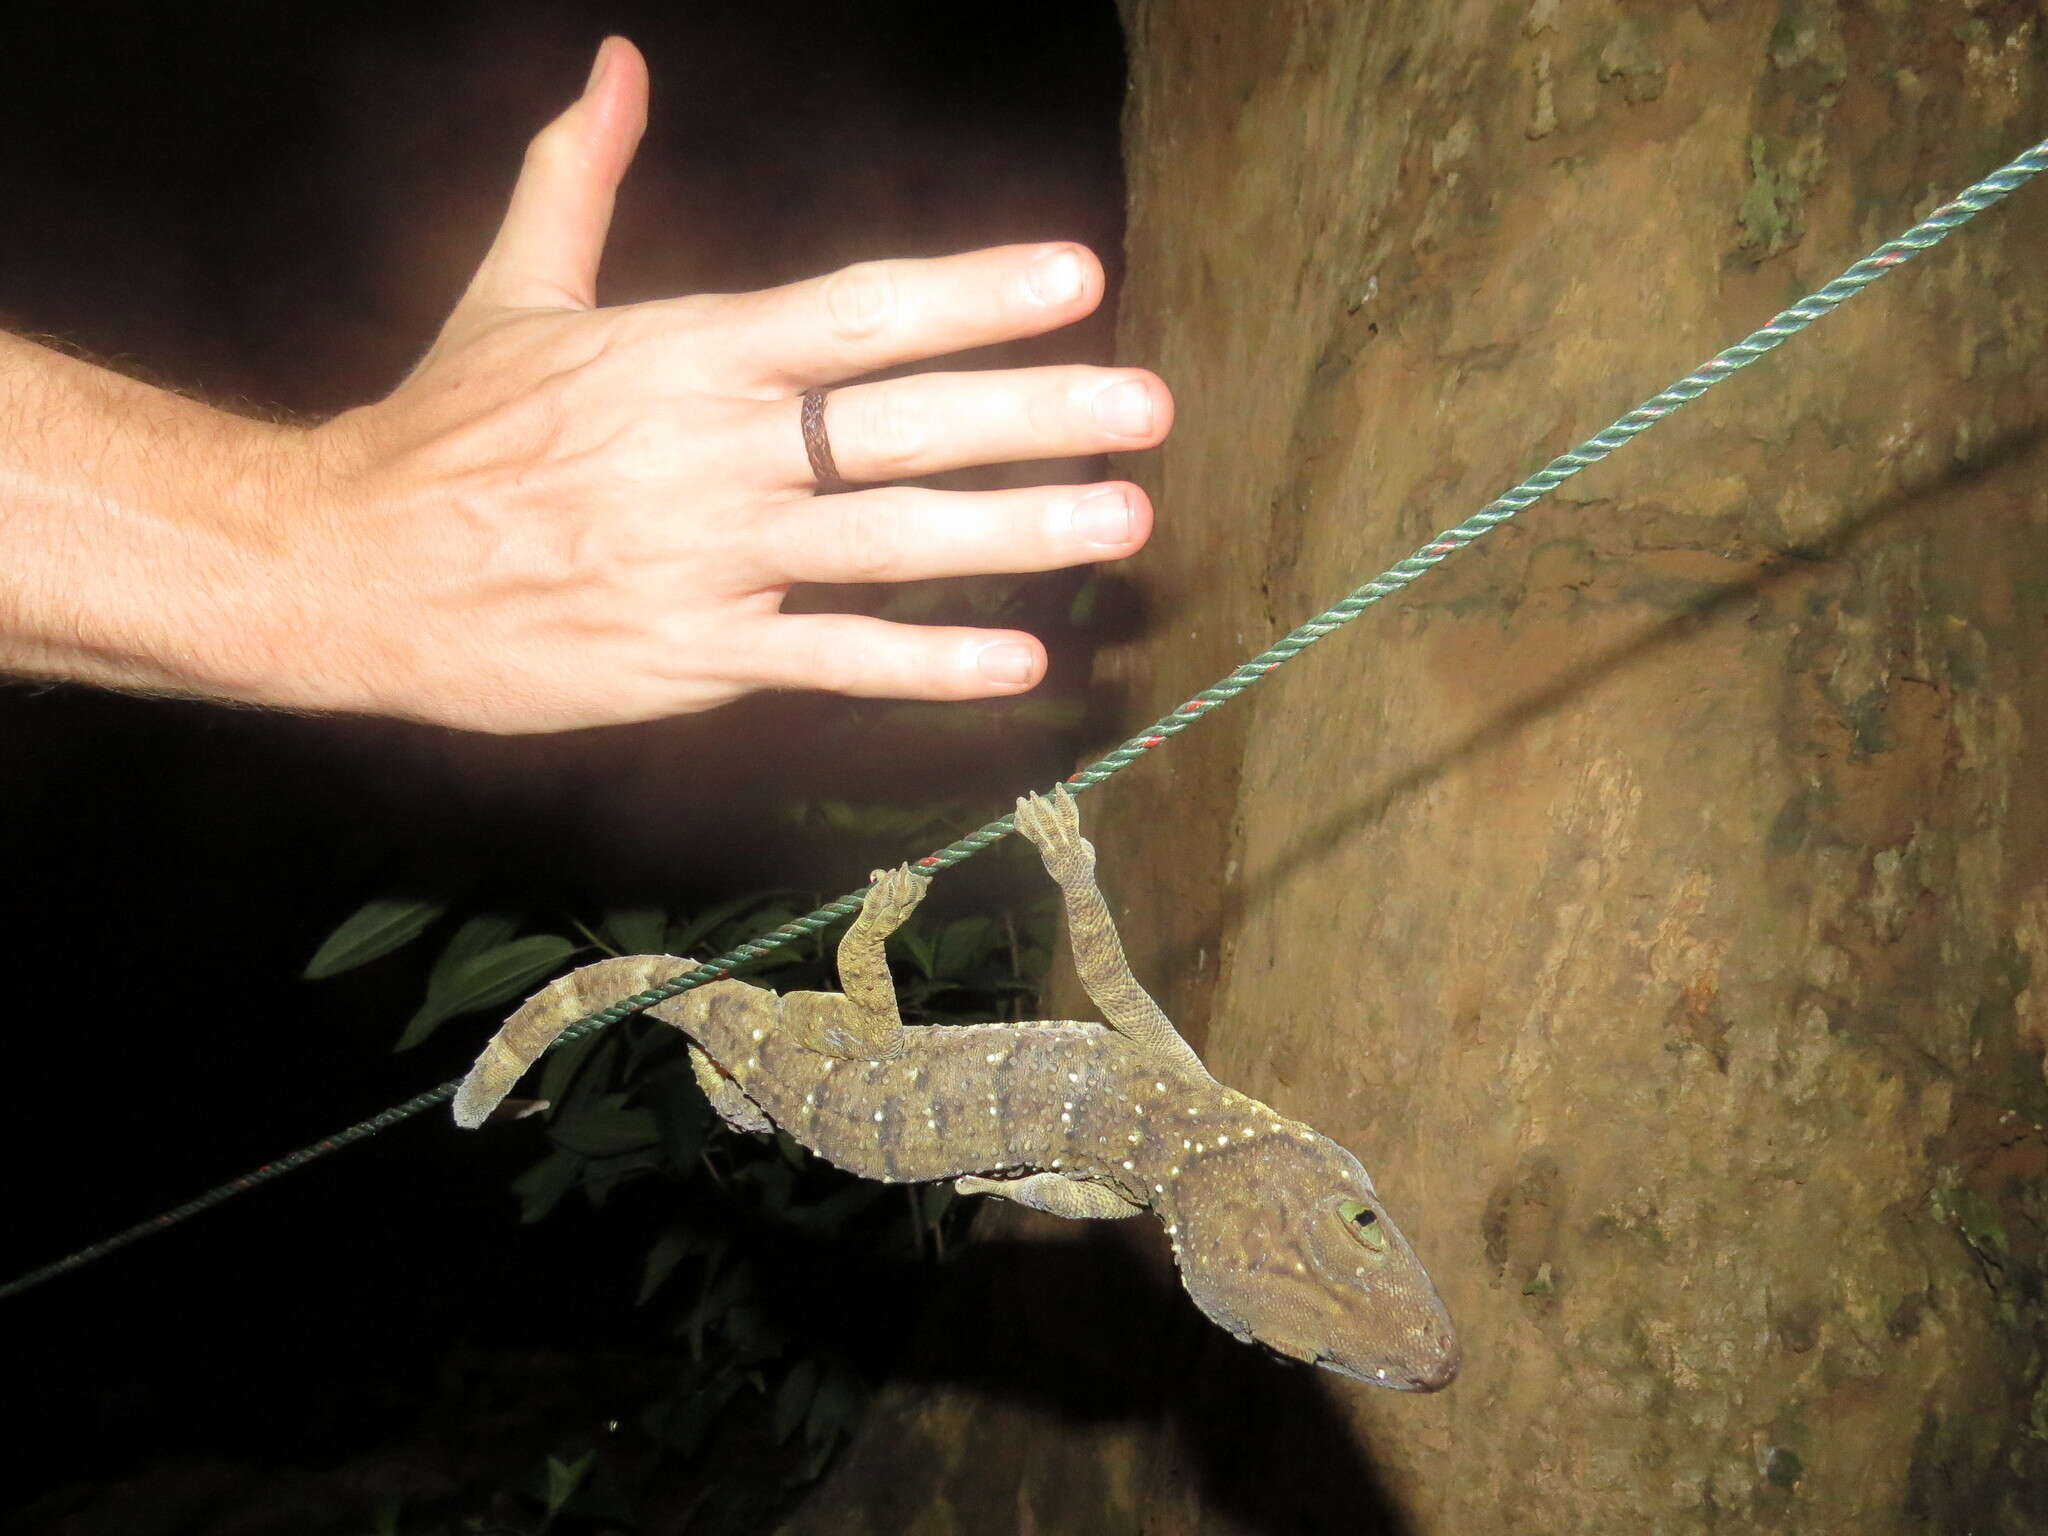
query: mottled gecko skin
[{"left": 455, "top": 789, "right": 1458, "bottom": 1391}]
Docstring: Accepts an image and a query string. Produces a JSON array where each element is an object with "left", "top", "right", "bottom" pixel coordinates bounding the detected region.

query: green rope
[{"left": 6, "top": 135, "right": 2044, "bottom": 1304}]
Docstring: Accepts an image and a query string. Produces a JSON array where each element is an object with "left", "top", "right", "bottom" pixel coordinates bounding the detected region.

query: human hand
[{"left": 286, "top": 35, "right": 1169, "bottom": 733}]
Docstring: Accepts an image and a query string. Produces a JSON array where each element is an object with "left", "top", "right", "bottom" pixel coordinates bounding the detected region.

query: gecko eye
[{"left": 1337, "top": 1199, "right": 1389, "bottom": 1252}]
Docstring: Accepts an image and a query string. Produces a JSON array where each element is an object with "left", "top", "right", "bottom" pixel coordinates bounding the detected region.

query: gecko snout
[{"left": 1396, "top": 1328, "right": 1461, "bottom": 1392}]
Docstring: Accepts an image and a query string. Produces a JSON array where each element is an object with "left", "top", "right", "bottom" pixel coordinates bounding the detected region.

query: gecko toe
[{"left": 1049, "top": 785, "right": 1082, "bottom": 835}]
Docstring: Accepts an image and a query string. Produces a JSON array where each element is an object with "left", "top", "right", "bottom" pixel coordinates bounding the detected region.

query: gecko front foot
[
  {"left": 1015, "top": 786, "right": 1095, "bottom": 881},
  {"left": 861, "top": 863, "right": 929, "bottom": 930}
]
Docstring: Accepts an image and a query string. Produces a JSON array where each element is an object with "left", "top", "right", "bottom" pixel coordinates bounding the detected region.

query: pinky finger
[{"left": 733, "top": 615, "right": 1047, "bottom": 700}]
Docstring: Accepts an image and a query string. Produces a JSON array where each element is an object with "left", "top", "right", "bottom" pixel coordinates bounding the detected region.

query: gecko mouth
[
  {"left": 1220, "top": 1314, "right": 1457, "bottom": 1392},
  {"left": 1311, "top": 1350, "right": 1456, "bottom": 1392}
]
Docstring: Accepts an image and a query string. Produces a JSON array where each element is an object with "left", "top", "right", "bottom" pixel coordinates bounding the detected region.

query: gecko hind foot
[{"left": 956, "top": 1171, "right": 1143, "bottom": 1220}]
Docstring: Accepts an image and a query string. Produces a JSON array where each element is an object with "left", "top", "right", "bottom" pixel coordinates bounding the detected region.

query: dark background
[{"left": 0, "top": 2, "right": 1126, "bottom": 1528}]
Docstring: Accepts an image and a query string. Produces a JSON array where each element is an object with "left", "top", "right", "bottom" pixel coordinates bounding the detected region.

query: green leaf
[
  {"left": 542, "top": 1450, "right": 594, "bottom": 1518},
  {"left": 734, "top": 1157, "right": 796, "bottom": 1211},
  {"left": 1068, "top": 572, "right": 1103, "bottom": 626},
  {"left": 871, "top": 582, "right": 955, "bottom": 626},
  {"left": 931, "top": 915, "right": 999, "bottom": 978},
  {"left": 551, "top": 1091, "right": 661, "bottom": 1158},
  {"left": 623, "top": 1011, "right": 690, "bottom": 1074},
  {"left": 724, "top": 1301, "right": 791, "bottom": 1359},
  {"left": 558, "top": 1453, "right": 635, "bottom": 1524},
  {"left": 681, "top": 1259, "right": 752, "bottom": 1357},
  {"left": 427, "top": 912, "right": 520, "bottom": 989},
  {"left": 603, "top": 906, "right": 669, "bottom": 956},
  {"left": 1003, "top": 696, "right": 1087, "bottom": 730},
  {"left": 668, "top": 890, "right": 804, "bottom": 958},
  {"left": 644, "top": 1367, "right": 740, "bottom": 1456},
  {"left": 773, "top": 1360, "right": 818, "bottom": 1444},
  {"left": 637, "top": 1226, "right": 697, "bottom": 1306},
  {"left": 722, "top": 905, "right": 807, "bottom": 971},
  {"left": 897, "top": 925, "right": 938, "bottom": 980},
  {"left": 810, "top": 799, "right": 951, "bottom": 841},
  {"left": 919, "top": 1181, "right": 956, "bottom": 1227},
  {"left": 818, "top": 799, "right": 864, "bottom": 832},
  {"left": 303, "top": 896, "right": 445, "bottom": 980},
  {"left": 644, "top": 1063, "right": 717, "bottom": 1169},
  {"left": 393, "top": 935, "right": 577, "bottom": 1052},
  {"left": 581, "top": 1148, "right": 663, "bottom": 1209},
  {"left": 806, "top": 1363, "right": 865, "bottom": 1448},
  {"left": 536, "top": 1027, "right": 609, "bottom": 1110},
  {"left": 512, "top": 1147, "right": 583, "bottom": 1224},
  {"left": 801, "top": 1433, "right": 839, "bottom": 1482},
  {"left": 782, "top": 1182, "right": 885, "bottom": 1237}
]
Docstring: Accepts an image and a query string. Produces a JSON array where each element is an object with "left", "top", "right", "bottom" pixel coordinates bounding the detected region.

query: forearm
[{"left": 0, "top": 331, "right": 315, "bottom": 704}]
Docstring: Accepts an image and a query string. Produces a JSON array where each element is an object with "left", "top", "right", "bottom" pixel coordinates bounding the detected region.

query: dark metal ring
[{"left": 800, "top": 387, "right": 848, "bottom": 494}]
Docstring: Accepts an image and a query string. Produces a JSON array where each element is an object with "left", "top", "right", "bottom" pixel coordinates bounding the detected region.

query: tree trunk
[{"left": 786, "top": 2, "right": 2048, "bottom": 1530}]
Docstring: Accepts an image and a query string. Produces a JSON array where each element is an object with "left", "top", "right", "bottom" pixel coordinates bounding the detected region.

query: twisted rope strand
[{"left": 5, "top": 136, "right": 2042, "bottom": 1304}]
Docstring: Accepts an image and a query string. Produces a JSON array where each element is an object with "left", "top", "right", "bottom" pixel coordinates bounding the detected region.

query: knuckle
[
  {"left": 647, "top": 292, "right": 722, "bottom": 344},
  {"left": 820, "top": 260, "right": 898, "bottom": 340},
  {"left": 522, "top": 118, "right": 580, "bottom": 173},
  {"left": 485, "top": 377, "right": 580, "bottom": 469}
]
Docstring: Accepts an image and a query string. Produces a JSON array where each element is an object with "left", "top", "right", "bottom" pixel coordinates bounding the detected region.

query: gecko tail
[{"left": 452, "top": 955, "right": 693, "bottom": 1130}]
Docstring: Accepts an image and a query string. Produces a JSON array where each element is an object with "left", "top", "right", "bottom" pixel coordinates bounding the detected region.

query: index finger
[{"left": 670, "top": 243, "right": 1106, "bottom": 394}]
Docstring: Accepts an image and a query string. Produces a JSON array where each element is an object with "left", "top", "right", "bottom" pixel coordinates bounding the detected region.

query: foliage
[{"left": 308, "top": 800, "right": 1057, "bottom": 1535}]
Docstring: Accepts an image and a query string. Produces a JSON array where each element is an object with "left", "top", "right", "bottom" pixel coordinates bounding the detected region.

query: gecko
[{"left": 454, "top": 787, "right": 1459, "bottom": 1391}]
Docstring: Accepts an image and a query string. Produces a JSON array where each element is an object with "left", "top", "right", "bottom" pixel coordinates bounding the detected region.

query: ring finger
[{"left": 781, "top": 365, "right": 1173, "bottom": 489}]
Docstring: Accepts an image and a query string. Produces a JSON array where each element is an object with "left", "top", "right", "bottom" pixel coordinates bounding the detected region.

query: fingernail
[
  {"left": 977, "top": 642, "right": 1038, "bottom": 686},
  {"left": 1072, "top": 487, "right": 1133, "bottom": 545},
  {"left": 1090, "top": 379, "right": 1156, "bottom": 437},
  {"left": 1029, "top": 249, "right": 1084, "bottom": 306},
  {"left": 586, "top": 38, "right": 613, "bottom": 94}
]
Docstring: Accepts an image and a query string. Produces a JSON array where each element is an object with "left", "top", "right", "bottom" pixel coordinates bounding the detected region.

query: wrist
[{"left": 0, "top": 333, "right": 335, "bottom": 708}]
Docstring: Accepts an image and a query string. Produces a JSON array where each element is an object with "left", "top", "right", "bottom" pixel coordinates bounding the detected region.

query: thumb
[{"left": 458, "top": 36, "right": 649, "bottom": 317}]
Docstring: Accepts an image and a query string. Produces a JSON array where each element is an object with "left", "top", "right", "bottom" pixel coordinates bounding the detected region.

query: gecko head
[{"left": 1165, "top": 1128, "right": 1459, "bottom": 1392}]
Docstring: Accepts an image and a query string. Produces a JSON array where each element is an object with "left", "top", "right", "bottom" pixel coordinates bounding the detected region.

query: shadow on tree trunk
[
  {"left": 1227, "top": 422, "right": 2048, "bottom": 945},
  {"left": 785, "top": 1211, "right": 1417, "bottom": 1536}
]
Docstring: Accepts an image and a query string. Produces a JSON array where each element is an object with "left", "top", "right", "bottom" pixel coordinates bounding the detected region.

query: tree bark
[{"left": 787, "top": 2, "right": 2048, "bottom": 1530}]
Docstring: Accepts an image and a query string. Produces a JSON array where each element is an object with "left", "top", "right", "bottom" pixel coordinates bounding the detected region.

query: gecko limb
[
  {"left": 690, "top": 1044, "right": 771, "bottom": 1133},
  {"left": 795, "top": 862, "right": 927, "bottom": 1061},
  {"left": 956, "top": 1171, "right": 1144, "bottom": 1219},
  {"left": 838, "top": 865, "right": 927, "bottom": 1014},
  {"left": 1015, "top": 788, "right": 1209, "bottom": 1079}
]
